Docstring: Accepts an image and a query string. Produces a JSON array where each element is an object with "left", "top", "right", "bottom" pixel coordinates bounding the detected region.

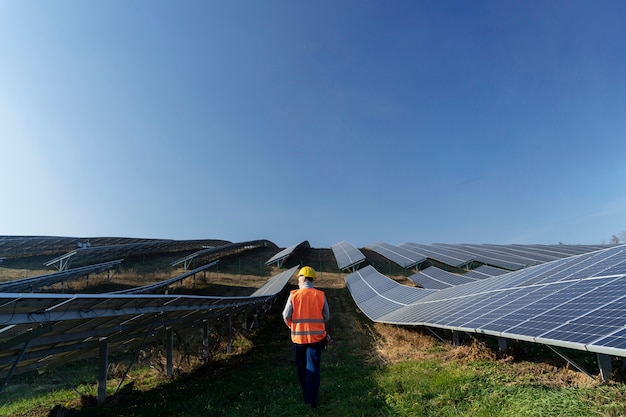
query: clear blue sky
[{"left": 1, "top": 1, "right": 625, "bottom": 249}]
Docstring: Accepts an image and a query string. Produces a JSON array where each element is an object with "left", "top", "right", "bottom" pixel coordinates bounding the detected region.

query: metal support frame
[
  {"left": 0, "top": 340, "right": 30, "bottom": 394},
  {"left": 452, "top": 330, "right": 462, "bottom": 346},
  {"left": 171, "top": 253, "right": 199, "bottom": 270},
  {"left": 544, "top": 344, "right": 596, "bottom": 381},
  {"left": 425, "top": 327, "right": 448, "bottom": 344},
  {"left": 254, "top": 310, "right": 259, "bottom": 330},
  {"left": 45, "top": 251, "right": 77, "bottom": 272},
  {"left": 113, "top": 320, "right": 159, "bottom": 397},
  {"left": 497, "top": 337, "right": 508, "bottom": 352},
  {"left": 341, "top": 261, "right": 364, "bottom": 273},
  {"left": 227, "top": 316, "right": 233, "bottom": 354},
  {"left": 597, "top": 353, "right": 613, "bottom": 382},
  {"left": 203, "top": 322, "right": 210, "bottom": 361},
  {"left": 51, "top": 368, "right": 83, "bottom": 398},
  {"left": 0, "top": 324, "right": 52, "bottom": 395},
  {"left": 98, "top": 342, "right": 109, "bottom": 405},
  {"left": 166, "top": 328, "right": 174, "bottom": 377}
]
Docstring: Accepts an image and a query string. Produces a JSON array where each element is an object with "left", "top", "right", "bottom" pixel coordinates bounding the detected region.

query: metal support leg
[
  {"left": 598, "top": 353, "right": 613, "bottom": 382},
  {"left": 203, "top": 322, "right": 209, "bottom": 361},
  {"left": 452, "top": 330, "right": 461, "bottom": 346},
  {"left": 166, "top": 329, "right": 174, "bottom": 378},
  {"left": 98, "top": 342, "right": 109, "bottom": 405},
  {"left": 0, "top": 341, "right": 30, "bottom": 395},
  {"left": 498, "top": 337, "right": 508, "bottom": 352},
  {"left": 227, "top": 316, "right": 232, "bottom": 354},
  {"left": 254, "top": 309, "right": 259, "bottom": 329}
]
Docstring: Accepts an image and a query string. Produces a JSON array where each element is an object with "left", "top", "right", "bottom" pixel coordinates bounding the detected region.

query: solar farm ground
[{"left": 1, "top": 245, "right": 624, "bottom": 416}]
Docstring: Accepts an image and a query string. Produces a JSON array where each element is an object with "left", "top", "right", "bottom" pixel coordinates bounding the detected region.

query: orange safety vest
[{"left": 289, "top": 288, "right": 327, "bottom": 344}]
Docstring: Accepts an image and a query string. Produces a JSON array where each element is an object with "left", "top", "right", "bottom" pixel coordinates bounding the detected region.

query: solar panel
[
  {"left": 463, "top": 265, "right": 508, "bottom": 279},
  {"left": 344, "top": 265, "right": 433, "bottom": 320},
  {"left": 331, "top": 241, "right": 365, "bottom": 271},
  {"left": 408, "top": 273, "right": 452, "bottom": 290},
  {"left": 408, "top": 266, "right": 475, "bottom": 289},
  {"left": 344, "top": 266, "right": 435, "bottom": 321},
  {"left": 251, "top": 266, "right": 297, "bottom": 296},
  {"left": 265, "top": 241, "right": 310, "bottom": 267}
]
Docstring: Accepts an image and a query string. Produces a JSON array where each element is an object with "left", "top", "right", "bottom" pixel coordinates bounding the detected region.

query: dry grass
[{"left": 369, "top": 322, "right": 600, "bottom": 389}]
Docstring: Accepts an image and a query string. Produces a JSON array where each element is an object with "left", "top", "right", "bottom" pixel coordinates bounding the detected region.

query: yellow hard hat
[{"left": 298, "top": 266, "right": 317, "bottom": 280}]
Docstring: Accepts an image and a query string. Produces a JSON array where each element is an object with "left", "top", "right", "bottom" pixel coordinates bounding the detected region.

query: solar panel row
[
  {"left": 365, "top": 242, "right": 425, "bottom": 268},
  {"left": 0, "top": 260, "right": 123, "bottom": 293},
  {"left": 367, "top": 242, "right": 613, "bottom": 272},
  {"left": 344, "top": 245, "right": 626, "bottom": 359},
  {"left": 0, "top": 236, "right": 232, "bottom": 259},
  {"left": 0, "top": 264, "right": 296, "bottom": 394}
]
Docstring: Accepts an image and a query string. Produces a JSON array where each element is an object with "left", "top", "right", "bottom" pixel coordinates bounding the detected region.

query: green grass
[
  {"left": 373, "top": 358, "right": 626, "bottom": 417},
  {"left": 6, "top": 350, "right": 626, "bottom": 417},
  {"left": 3, "top": 276, "right": 626, "bottom": 416}
]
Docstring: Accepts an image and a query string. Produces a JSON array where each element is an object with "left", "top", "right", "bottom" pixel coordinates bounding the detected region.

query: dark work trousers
[{"left": 294, "top": 338, "right": 326, "bottom": 407}]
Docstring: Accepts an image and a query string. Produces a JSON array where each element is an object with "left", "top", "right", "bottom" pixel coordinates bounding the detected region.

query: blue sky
[{"left": 1, "top": 1, "right": 625, "bottom": 249}]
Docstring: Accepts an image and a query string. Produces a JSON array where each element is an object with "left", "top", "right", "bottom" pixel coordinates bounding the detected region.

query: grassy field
[{"left": 2, "top": 247, "right": 626, "bottom": 416}]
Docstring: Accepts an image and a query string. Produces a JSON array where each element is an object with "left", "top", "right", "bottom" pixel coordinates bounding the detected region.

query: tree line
[{"left": 608, "top": 230, "right": 626, "bottom": 244}]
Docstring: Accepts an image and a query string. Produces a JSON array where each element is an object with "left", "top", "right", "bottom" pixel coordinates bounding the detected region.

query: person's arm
[
  {"left": 282, "top": 296, "right": 293, "bottom": 327},
  {"left": 322, "top": 296, "right": 330, "bottom": 322}
]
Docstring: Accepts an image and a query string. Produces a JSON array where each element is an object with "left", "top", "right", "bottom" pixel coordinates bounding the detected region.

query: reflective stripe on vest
[{"left": 290, "top": 288, "right": 326, "bottom": 344}]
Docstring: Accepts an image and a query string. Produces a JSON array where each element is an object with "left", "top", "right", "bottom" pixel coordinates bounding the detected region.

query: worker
[{"left": 282, "top": 266, "right": 330, "bottom": 409}]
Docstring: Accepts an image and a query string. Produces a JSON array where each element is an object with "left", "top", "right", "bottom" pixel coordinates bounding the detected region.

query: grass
[
  {"left": 374, "top": 359, "right": 613, "bottom": 417},
  {"left": 2, "top": 249, "right": 626, "bottom": 416}
]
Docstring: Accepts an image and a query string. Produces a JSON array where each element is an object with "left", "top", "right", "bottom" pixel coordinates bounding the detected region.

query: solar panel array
[
  {"left": 0, "top": 265, "right": 296, "bottom": 387},
  {"left": 0, "top": 238, "right": 296, "bottom": 398},
  {"left": 345, "top": 245, "right": 626, "bottom": 359}
]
